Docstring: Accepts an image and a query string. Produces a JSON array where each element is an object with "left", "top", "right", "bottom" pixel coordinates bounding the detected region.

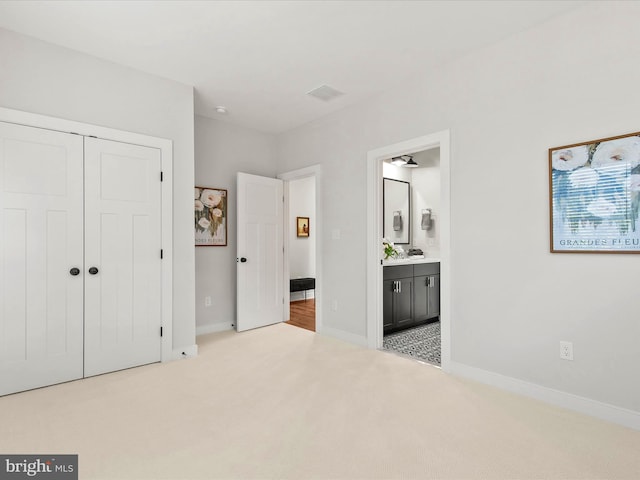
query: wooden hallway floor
[{"left": 286, "top": 299, "right": 316, "bottom": 332}]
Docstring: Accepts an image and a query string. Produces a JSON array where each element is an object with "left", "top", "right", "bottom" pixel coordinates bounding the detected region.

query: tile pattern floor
[{"left": 383, "top": 321, "right": 441, "bottom": 365}]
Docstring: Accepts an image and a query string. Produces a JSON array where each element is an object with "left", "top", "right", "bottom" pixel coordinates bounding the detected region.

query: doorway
[
  {"left": 381, "top": 148, "right": 442, "bottom": 366},
  {"left": 278, "top": 165, "right": 323, "bottom": 334},
  {"left": 366, "top": 130, "right": 451, "bottom": 372}
]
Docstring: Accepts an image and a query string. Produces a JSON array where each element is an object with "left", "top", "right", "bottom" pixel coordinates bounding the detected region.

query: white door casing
[
  {"left": 0, "top": 121, "right": 84, "bottom": 396},
  {"left": 236, "top": 173, "right": 284, "bottom": 332},
  {"left": 84, "top": 137, "right": 162, "bottom": 377}
]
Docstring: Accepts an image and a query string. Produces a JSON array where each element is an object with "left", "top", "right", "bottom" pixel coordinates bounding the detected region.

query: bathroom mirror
[{"left": 383, "top": 178, "right": 410, "bottom": 244}]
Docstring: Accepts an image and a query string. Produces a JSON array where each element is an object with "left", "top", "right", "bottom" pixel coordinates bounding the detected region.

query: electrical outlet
[
  {"left": 560, "top": 341, "right": 573, "bottom": 360},
  {"left": 204, "top": 296, "right": 212, "bottom": 307}
]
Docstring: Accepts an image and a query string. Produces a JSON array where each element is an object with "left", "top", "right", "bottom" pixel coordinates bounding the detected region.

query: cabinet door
[
  {"left": 413, "top": 275, "right": 429, "bottom": 322},
  {"left": 394, "top": 277, "right": 414, "bottom": 328},
  {"left": 383, "top": 279, "right": 395, "bottom": 331},
  {"left": 428, "top": 274, "right": 440, "bottom": 318}
]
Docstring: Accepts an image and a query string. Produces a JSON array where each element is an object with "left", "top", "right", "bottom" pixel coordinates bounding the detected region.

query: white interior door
[
  {"left": 83, "top": 137, "right": 162, "bottom": 377},
  {"left": 0, "top": 121, "right": 84, "bottom": 396},
  {"left": 237, "top": 173, "right": 283, "bottom": 332}
]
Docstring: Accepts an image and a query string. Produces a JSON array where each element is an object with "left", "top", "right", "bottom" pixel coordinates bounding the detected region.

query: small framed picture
[{"left": 297, "top": 217, "right": 310, "bottom": 237}]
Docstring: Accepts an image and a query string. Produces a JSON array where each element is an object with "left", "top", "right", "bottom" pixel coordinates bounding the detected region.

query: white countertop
[{"left": 382, "top": 257, "right": 440, "bottom": 266}]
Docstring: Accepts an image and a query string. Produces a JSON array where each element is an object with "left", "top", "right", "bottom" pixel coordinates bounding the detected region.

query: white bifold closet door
[
  {"left": 0, "top": 122, "right": 84, "bottom": 396},
  {"left": 0, "top": 122, "right": 162, "bottom": 396},
  {"left": 83, "top": 137, "right": 162, "bottom": 377}
]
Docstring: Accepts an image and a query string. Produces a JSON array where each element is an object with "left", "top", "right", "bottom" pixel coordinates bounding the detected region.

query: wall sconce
[
  {"left": 393, "top": 211, "right": 403, "bottom": 231},
  {"left": 421, "top": 208, "right": 433, "bottom": 230}
]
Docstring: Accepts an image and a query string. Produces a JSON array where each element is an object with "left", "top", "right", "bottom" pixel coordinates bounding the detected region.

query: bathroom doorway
[
  {"left": 381, "top": 148, "right": 442, "bottom": 366},
  {"left": 366, "top": 130, "right": 451, "bottom": 372}
]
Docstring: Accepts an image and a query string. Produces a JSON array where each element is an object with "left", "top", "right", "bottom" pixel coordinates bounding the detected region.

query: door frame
[
  {"left": 366, "top": 130, "right": 451, "bottom": 371},
  {"left": 278, "top": 165, "right": 322, "bottom": 333},
  {"left": 0, "top": 106, "right": 174, "bottom": 362}
]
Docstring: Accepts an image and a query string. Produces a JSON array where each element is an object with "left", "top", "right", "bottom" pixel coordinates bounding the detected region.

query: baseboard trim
[
  {"left": 318, "top": 325, "right": 368, "bottom": 348},
  {"left": 170, "top": 344, "right": 198, "bottom": 360},
  {"left": 196, "top": 322, "right": 234, "bottom": 336},
  {"left": 450, "top": 361, "right": 640, "bottom": 431}
]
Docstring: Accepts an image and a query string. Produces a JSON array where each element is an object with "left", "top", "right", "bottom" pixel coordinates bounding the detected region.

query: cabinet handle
[{"left": 398, "top": 280, "right": 401, "bottom": 293}]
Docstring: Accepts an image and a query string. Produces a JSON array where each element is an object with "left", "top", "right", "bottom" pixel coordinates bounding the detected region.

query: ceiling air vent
[{"left": 306, "top": 84, "right": 345, "bottom": 102}]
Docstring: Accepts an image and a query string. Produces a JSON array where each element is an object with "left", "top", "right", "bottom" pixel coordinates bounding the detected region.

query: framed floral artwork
[
  {"left": 550, "top": 131, "right": 640, "bottom": 253},
  {"left": 195, "top": 186, "right": 227, "bottom": 246},
  {"left": 297, "top": 217, "right": 310, "bottom": 237}
]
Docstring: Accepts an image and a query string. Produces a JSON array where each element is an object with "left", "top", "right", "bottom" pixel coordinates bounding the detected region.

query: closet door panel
[
  {"left": 0, "top": 122, "right": 84, "bottom": 396},
  {"left": 84, "top": 138, "right": 162, "bottom": 377}
]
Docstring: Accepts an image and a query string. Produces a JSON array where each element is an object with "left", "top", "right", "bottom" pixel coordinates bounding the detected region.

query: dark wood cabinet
[
  {"left": 384, "top": 262, "right": 440, "bottom": 334},
  {"left": 413, "top": 263, "right": 440, "bottom": 323},
  {"left": 383, "top": 265, "right": 413, "bottom": 332}
]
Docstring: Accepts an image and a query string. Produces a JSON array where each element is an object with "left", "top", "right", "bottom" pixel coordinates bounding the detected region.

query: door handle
[
  {"left": 69, "top": 267, "right": 80, "bottom": 276},
  {"left": 88, "top": 267, "right": 99, "bottom": 275},
  {"left": 240, "top": 257, "right": 247, "bottom": 263}
]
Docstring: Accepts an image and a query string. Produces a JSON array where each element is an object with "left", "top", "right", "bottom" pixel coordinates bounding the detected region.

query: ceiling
[{"left": 0, "top": 1, "right": 584, "bottom": 134}]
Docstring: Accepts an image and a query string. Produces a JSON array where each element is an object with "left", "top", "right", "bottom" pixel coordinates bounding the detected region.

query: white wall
[
  {"left": 276, "top": 2, "right": 640, "bottom": 414},
  {"left": 411, "top": 149, "right": 440, "bottom": 255},
  {"left": 194, "top": 115, "right": 278, "bottom": 334},
  {"left": 289, "top": 176, "right": 316, "bottom": 301},
  {"left": 0, "top": 27, "right": 196, "bottom": 350}
]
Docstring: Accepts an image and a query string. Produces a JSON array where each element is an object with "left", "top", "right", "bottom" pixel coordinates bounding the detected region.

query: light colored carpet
[{"left": 1, "top": 323, "right": 639, "bottom": 479}]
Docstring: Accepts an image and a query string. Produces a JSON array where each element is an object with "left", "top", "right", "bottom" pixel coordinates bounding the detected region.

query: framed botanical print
[
  {"left": 550, "top": 131, "right": 640, "bottom": 253},
  {"left": 195, "top": 186, "right": 227, "bottom": 246}
]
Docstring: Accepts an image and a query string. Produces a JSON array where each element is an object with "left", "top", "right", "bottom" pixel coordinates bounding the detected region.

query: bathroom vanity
[{"left": 383, "top": 259, "right": 440, "bottom": 334}]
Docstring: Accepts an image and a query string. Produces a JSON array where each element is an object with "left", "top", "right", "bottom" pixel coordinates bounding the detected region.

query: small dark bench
[{"left": 290, "top": 277, "right": 315, "bottom": 301}]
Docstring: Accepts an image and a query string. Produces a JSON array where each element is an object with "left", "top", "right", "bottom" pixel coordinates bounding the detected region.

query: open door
[{"left": 236, "top": 173, "right": 284, "bottom": 332}]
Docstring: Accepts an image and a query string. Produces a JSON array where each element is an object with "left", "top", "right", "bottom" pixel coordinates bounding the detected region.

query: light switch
[{"left": 332, "top": 229, "right": 341, "bottom": 240}]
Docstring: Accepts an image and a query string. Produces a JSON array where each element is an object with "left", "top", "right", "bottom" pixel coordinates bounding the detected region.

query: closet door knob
[
  {"left": 88, "top": 267, "right": 99, "bottom": 275},
  {"left": 240, "top": 257, "right": 247, "bottom": 263},
  {"left": 69, "top": 267, "right": 80, "bottom": 276}
]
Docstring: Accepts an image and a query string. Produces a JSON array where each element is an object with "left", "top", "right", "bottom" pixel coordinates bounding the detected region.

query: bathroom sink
[
  {"left": 383, "top": 257, "right": 440, "bottom": 265},
  {"left": 383, "top": 257, "right": 411, "bottom": 263}
]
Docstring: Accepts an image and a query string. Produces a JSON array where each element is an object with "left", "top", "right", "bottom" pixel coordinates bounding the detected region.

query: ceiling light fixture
[
  {"left": 390, "top": 156, "right": 407, "bottom": 166},
  {"left": 215, "top": 106, "right": 228, "bottom": 114},
  {"left": 390, "top": 155, "right": 417, "bottom": 167},
  {"left": 404, "top": 157, "right": 419, "bottom": 168}
]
